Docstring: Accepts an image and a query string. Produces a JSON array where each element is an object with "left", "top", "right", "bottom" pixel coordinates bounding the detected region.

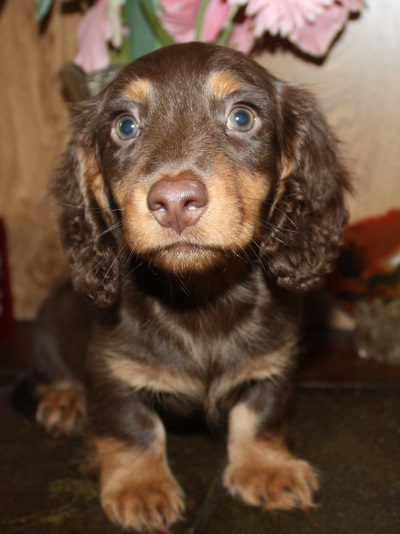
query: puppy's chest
[{"left": 103, "top": 296, "right": 295, "bottom": 410}]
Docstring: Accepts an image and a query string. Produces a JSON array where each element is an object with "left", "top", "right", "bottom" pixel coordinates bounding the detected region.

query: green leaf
[
  {"left": 215, "top": 5, "right": 241, "bottom": 47},
  {"left": 195, "top": 0, "right": 210, "bottom": 41},
  {"left": 109, "top": 35, "right": 131, "bottom": 66},
  {"left": 140, "top": 0, "right": 175, "bottom": 47},
  {"left": 215, "top": 20, "right": 235, "bottom": 47},
  {"left": 35, "top": 0, "right": 53, "bottom": 22}
]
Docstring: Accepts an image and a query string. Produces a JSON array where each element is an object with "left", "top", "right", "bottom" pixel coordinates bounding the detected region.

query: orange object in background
[{"left": 328, "top": 210, "right": 400, "bottom": 308}]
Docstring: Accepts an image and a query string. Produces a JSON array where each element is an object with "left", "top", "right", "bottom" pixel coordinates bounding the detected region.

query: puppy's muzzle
[{"left": 148, "top": 177, "right": 208, "bottom": 234}]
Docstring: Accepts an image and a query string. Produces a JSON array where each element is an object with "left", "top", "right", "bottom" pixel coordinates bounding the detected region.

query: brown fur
[{"left": 23, "top": 43, "right": 350, "bottom": 532}]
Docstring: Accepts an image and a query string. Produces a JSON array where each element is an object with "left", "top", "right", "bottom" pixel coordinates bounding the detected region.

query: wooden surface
[
  {"left": 1, "top": 0, "right": 399, "bottom": 318},
  {"left": 0, "top": 0, "right": 79, "bottom": 319}
]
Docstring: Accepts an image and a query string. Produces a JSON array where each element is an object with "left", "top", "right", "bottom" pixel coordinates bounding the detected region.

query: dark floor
[{"left": 1, "top": 325, "right": 400, "bottom": 533}]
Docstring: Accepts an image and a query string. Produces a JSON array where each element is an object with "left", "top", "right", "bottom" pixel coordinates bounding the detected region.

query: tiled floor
[{"left": 1, "top": 326, "right": 400, "bottom": 533}]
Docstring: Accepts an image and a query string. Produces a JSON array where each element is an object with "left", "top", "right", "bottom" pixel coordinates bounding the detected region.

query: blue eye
[
  {"left": 114, "top": 114, "right": 139, "bottom": 140},
  {"left": 227, "top": 107, "right": 255, "bottom": 133}
]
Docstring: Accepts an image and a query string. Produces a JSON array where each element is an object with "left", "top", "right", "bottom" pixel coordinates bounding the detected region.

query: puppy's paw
[
  {"left": 96, "top": 436, "right": 185, "bottom": 533},
  {"left": 223, "top": 457, "right": 319, "bottom": 511},
  {"left": 101, "top": 474, "right": 184, "bottom": 533},
  {"left": 36, "top": 380, "right": 86, "bottom": 437}
]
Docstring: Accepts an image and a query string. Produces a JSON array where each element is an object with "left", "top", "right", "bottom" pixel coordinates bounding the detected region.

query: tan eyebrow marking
[
  {"left": 123, "top": 78, "right": 151, "bottom": 102},
  {"left": 208, "top": 71, "right": 243, "bottom": 99}
]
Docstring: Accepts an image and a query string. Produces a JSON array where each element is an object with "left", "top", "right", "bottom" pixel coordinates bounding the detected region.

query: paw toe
[
  {"left": 102, "top": 482, "right": 184, "bottom": 533},
  {"left": 224, "top": 458, "right": 319, "bottom": 512},
  {"left": 36, "top": 380, "right": 85, "bottom": 437}
]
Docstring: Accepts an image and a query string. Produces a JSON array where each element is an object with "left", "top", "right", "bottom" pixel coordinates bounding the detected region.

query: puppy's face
[
  {"left": 57, "top": 43, "right": 348, "bottom": 306},
  {"left": 92, "top": 44, "right": 281, "bottom": 273}
]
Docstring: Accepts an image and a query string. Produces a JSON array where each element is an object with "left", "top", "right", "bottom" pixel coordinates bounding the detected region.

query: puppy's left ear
[
  {"left": 51, "top": 96, "right": 120, "bottom": 308},
  {"left": 262, "top": 83, "right": 351, "bottom": 293}
]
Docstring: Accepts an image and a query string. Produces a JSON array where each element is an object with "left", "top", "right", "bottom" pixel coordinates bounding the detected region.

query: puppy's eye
[
  {"left": 227, "top": 107, "right": 256, "bottom": 133},
  {"left": 114, "top": 115, "right": 139, "bottom": 140}
]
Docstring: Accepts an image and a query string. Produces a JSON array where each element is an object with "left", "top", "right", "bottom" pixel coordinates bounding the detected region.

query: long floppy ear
[
  {"left": 51, "top": 97, "right": 120, "bottom": 307},
  {"left": 262, "top": 84, "right": 351, "bottom": 293}
]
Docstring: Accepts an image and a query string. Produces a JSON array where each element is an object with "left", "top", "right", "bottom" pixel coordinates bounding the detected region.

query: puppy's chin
[{"left": 146, "top": 244, "right": 228, "bottom": 274}]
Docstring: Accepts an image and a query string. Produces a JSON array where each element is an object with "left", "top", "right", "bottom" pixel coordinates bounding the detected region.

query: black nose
[{"left": 147, "top": 178, "right": 208, "bottom": 234}]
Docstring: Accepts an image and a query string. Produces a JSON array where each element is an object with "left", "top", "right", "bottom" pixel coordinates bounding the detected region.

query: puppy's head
[{"left": 53, "top": 43, "right": 349, "bottom": 307}]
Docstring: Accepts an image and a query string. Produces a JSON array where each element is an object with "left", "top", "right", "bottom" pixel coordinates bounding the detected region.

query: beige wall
[
  {"left": 0, "top": 0, "right": 80, "bottom": 319},
  {"left": 256, "top": 0, "right": 400, "bottom": 223},
  {"left": 1, "top": 0, "right": 399, "bottom": 318}
]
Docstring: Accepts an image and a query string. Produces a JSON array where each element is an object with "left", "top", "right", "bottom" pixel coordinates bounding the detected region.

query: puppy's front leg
[
  {"left": 223, "top": 380, "right": 319, "bottom": 511},
  {"left": 91, "top": 399, "right": 184, "bottom": 533}
]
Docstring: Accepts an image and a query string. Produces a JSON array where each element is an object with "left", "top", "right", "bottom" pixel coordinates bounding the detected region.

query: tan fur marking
[
  {"left": 238, "top": 169, "right": 271, "bottom": 241},
  {"left": 112, "top": 155, "right": 271, "bottom": 273},
  {"left": 270, "top": 156, "right": 295, "bottom": 216},
  {"left": 94, "top": 421, "right": 184, "bottom": 532},
  {"left": 223, "top": 403, "right": 319, "bottom": 510},
  {"left": 123, "top": 78, "right": 151, "bottom": 102},
  {"left": 79, "top": 148, "right": 113, "bottom": 226},
  {"left": 208, "top": 341, "right": 295, "bottom": 408},
  {"left": 36, "top": 380, "right": 86, "bottom": 437},
  {"left": 107, "top": 357, "right": 204, "bottom": 400},
  {"left": 208, "top": 71, "right": 243, "bottom": 99},
  {"left": 281, "top": 156, "right": 296, "bottom": 181}
]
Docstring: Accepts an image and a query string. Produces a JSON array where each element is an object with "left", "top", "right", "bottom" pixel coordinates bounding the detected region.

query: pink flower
[
  {"left": 158, "top": 0, "right": 231, "bottom": 43},
  {"left": 289, "top": 2, "right": 348, "bottom": 56},
  {"left": 229, "top": 0, "right": 364, "bottom": 57},
  {"left": 75, "top": 0, "right": 125, "bottom": 73},
  {"left": 229, "top": 17, "right": 257, "bottom": 54}
]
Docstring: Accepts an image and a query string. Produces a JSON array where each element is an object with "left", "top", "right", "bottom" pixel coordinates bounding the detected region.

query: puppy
[{"left": 22, "top": 43, "right": 350, "bottom": 532}]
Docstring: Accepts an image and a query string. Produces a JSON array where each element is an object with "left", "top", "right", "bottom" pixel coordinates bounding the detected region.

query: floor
[{"left": 1, "top": 325, "right": 399, "bottom": 534}]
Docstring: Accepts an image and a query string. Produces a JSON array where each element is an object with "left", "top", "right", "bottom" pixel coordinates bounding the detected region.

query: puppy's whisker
[
  {"left": 176, "top": 277, "right": 191, "bottom": 297},
  {"left": 268, "top": 206, "right": 299, "bottom": 233},
  {"left": 234, "top": 246, "right": 253, "bottom": 266},
  {"left": 91, "top": 259, "right": 106, "bottom": 276},
  {"left": 60, "top": 201, "right": 125, "bottom": 213},
  {"left": 242, "top": 213, "right": 298, "bottom": 235},
  {"left": 97, "top": 221, "right": 124, "bottom": 238},
  {"left": 261, "top": 220, "right": 299, "bottom": 234},
  {"left": 254, "top": 242, "right": 295, "bottom": 278},
  {"left": 120, "top": 259, "right": 146, "bottom": 283},
  {"left": 271, "top": 234, "right": 293, "bottom": 249},
  {"left": 248, "top": 240, "right": 268, "bottom": 274},
  {"left": 262, "top": 193, "right": 298, "bottom": 203},
  {"left": 100, "top": 244, "right": 128, "bottom": 285},
  {"left": 125, "top": 248, "right": 135, "bottom": 267}
]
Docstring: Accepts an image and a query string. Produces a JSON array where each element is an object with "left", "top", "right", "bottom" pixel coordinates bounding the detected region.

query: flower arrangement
[{"left": 36, "top": 0, "right": 365, "bottom": 74}]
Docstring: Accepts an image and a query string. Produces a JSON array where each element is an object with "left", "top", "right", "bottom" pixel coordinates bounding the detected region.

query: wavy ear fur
[
  {"left": 51, "top": 98, "right": 120, "bottom": 307},
  {"left": 262, "top": 83, "right": 351, "bottom": 293}
]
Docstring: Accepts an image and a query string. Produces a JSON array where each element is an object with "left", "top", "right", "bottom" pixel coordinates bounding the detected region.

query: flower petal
[
  {"left": 202, "top": 0, "right": 231, "bottom": 42},
  {"left": 229, "top": 17, "right": 257, "bottom": 53},
  {"left": 74, "top": 0, "right": 113, "bottom": 73},
  {"left": 289, "top": 3, "right": 348, "bottom": 57}
]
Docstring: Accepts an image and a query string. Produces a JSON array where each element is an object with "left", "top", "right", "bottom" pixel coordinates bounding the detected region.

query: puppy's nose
[{"left": 147, "top": 179, "right": 208, "bottom": 234}]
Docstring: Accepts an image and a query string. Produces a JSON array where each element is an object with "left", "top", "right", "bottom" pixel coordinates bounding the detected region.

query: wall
[
  {"left": 0, "top": 0, "right": 399, "bottom": 318},
  {"left": 256, "top": 0, "right": 400, "bottom": 222},
  {"left": 0, "top": 0, "right": 80, "bottom": 318}
]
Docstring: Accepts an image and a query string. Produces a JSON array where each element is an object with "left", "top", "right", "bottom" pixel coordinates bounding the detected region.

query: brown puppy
[{"left": 25, "top": 43, "right": 350, "bottom": 532}]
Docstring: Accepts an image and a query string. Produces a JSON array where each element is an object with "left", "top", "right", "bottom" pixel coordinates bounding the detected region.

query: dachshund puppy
[{"left": 25, "top": 43, "right": 350, "bottom": 532}]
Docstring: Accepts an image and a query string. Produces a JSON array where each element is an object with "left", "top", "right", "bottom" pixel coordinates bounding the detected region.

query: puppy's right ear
[{"left": 51, "top": 97, "right": 120, "bottom": 308}]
